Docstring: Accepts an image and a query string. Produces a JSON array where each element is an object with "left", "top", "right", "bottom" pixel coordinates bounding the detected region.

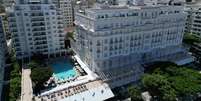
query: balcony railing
[
  {"left": 32, "top": 27, "right": 46, "bottom": 32},
  {"left": 34, "top": 41, "right": 47, "bottom": 45},
  {"left": 30, "top": 6, "right": 41, "bottom": 10},
  {"left": 33, "top": 32, "right": 46, "bottom": 36},
  {"left": 31, "top": 18, "right": 45, "bottom": 22},
  {"left": 32, "top": 22, "right": 45, "bottom": 27},
  {"left": 31, "top": 13, "right": 44, "bottom": 17}
]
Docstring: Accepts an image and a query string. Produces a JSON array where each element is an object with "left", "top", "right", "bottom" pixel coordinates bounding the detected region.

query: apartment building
[
  {"left": 73, "top": 1, "right": 193, "bottom": 88},
  {"left": 185, "top": 4, "right": 201, "bottom": 38},
  {"left": 0, "top": 13, "right": 11, "bottom": 40},
  {"left": 3, "top": 0, "right": 15, "bottom": 8},
  {"left": 0, "top": 14, "right": 7, "bottom": 100},
  {"left": 53, "top": 0, "right": 74, "bottom": 28},
  {"left": 8, "top": 0, "right": 66, "bottom": 59}
]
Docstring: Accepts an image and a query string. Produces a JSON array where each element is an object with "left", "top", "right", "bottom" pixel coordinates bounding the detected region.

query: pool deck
[
  {"left": 40, "top": 55, "right": 98, "bottom": 95},
  {"left": 74, "top": 55, "right": 99, "bottom": 79},
  {"left": 34, "top": 55, "right": 113, "bottom": 101}
]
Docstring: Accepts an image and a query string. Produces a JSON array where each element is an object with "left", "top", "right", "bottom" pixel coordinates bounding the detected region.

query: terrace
[
  {"left": 34, "top": 80, "right": 114, "bottom": 101},
  {"left": 33, "top": 55, "right": 114, "bottom": 101}
]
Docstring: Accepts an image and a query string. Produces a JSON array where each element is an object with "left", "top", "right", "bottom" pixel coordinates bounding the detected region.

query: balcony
[
  {"left": 58, "top": 30, "right": 63, "bottom": 33},
  {"left": 14, "top": 43, "right": 20, "bottom": 47},
  {"left": 10, "top": 24, "right": 17, "bottom": 28},
  {"left": 9, "top": 19, "right": 16, "bottom": 22},
  {"left": 30, "top": 6, "right": 41, "bottom": 10},
  {"left": 58, "top": 34, "right": 64, "bottom": 38},
  {"left": 59, "top": 39, "right": 64, "bottom": 42},
  {"left": 31, "top": 13, "right": 44, "bottom": 17},
  {"left": 34, "top": 37, "right": 47, "bottom": 41},
  {"left": 58, "top": 17, "right": 63, "bottom": 20},
  {"left": 12, "top": 33, "right": 18, "bottom": 37},
  {"left": 57, "top": 12, "right": 62, "bottom": 15},
  {"left": 57, "top": 25, "right": 63, "bottom": 29},
  {"left": 11, "top": 29, "right": 18, "bottom": 33},
  {"left": 8, "top": 13, "right": 15, "bottom": 17},
  {"left": 49, "top": 5, "right": 55, "bottom": 10},
  {"left": 32, "top": 22, "right": 45, "bottom": 27},
  {"left": 58, "top": 21, "right": 63, "bottom": 24},
  {"left": 33, "top": 32, "right": 46, "bottom": 36},
  {"left": 35, "top": 46, "right": 48, "bottom": 50},
  {"left": 15, "top": 48, "right": 21, "bottom": 52},
  {"left": 32, "top": 27, "right": 46, "bottom": 32},
  {"left": 31, "top": 18, "right": 45, "bottom": 22},
  {"left": 34, "top": 41, "right": 47, "bottom": 45}
]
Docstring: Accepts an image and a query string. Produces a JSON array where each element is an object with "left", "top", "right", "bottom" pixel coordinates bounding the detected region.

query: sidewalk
[{"left": 21, "top": 68, "right": 33, "bottom": 101}]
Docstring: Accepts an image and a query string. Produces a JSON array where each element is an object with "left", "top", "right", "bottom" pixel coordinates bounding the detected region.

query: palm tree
[{"left": 65, "top": 32, "right": 75, "bottom": 48}]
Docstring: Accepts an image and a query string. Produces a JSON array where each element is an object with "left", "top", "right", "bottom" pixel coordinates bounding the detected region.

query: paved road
[{"left": 21, "top": 68, "right": 33, "bottom": 101}]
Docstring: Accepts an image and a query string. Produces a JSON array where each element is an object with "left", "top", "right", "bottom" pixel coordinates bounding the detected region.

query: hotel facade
[
  {"left": 8, "top": 0, "right": 66, "bottom": 59},
  {"left": 73, "top": 1, "right": 193, "bottom": 88}
]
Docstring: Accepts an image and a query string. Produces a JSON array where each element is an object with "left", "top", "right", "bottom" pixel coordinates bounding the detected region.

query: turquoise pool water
[{"left": 51, "top": 59, "right": 76, "bottom": 81}]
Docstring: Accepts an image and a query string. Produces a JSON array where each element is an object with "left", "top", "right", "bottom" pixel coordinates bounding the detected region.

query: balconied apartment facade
[
  {"left": 59, "top": 0, "right": 74, "bottom": 28},
  {"left": 73, "top": 2, "right": 194, "bottom": 88},
  {"left": 53, "top": 0, "right": 74, "bottom": 28},
  {"left": 8, "top": 0, "right": 66, "bottom": 59},
  {"left": 185, "top": 4, "right": 201, "bottom": 38}
]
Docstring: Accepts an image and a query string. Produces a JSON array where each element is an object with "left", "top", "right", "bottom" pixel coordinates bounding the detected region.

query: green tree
[
  {"left": 65, "top": 32, "right": 75, "bottom": 41},
  {"left": 183, "top": 33, "right": 201, "bottom": 45},
  {"left": 31, "top": 67, "right": 53, "bottom": 93},
  {"left": 31, "top": 53, "right": 46, "bottom": 65},
  {"left": 31, "top": 67, "right": 53, "bottom": 85},
  {"left": 27, "top": 60, "right": 40, "bottom": 69},
  {"left": 9, "top": 78, "right": 21, "bottom": 99},
  {"left": 128, "top": 86, "right": 143, "bottom": 101},
  {"left": 10, "top": 62, "right": 21, "bottom": 78},
  {"left": 142, "top": 74, "right": 177, "bottom": 101},
  {"left": 142, "top": 63, "right": 201, "bottom": 100}
]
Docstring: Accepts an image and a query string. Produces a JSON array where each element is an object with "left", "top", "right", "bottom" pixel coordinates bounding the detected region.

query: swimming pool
[{"left": 50, "top": 59, "right": 77, "bottom": 81}]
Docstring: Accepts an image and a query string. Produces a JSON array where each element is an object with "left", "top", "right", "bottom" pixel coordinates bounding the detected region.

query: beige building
[{"left": 54, "top": 0, "right": 74, "bottom": 29}]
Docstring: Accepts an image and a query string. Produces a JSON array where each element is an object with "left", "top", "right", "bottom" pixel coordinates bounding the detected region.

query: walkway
[{"left": 21, "top": 68, "right": 33, "bottom": 101}]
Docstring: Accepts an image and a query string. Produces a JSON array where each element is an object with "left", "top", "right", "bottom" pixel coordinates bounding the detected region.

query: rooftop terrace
[{"left": 34, "top": 80, "right": 114, "bottom": 101}]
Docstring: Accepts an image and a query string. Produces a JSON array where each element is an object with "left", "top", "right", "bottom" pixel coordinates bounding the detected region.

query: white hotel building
[
  {"left": 73, "top": 1, "right": 194, "bottom": 88},
  {"left": 8, "top": 0, "right": 66, "bottom": 59}
]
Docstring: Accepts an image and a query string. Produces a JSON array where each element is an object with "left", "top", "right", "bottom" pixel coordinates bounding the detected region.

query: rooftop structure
[
  {"left": 7, "top": 0, "right": 66, "bottom": 59},
  {"left": 73, "top": 2, "right": 194, "bottom": 88}
]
